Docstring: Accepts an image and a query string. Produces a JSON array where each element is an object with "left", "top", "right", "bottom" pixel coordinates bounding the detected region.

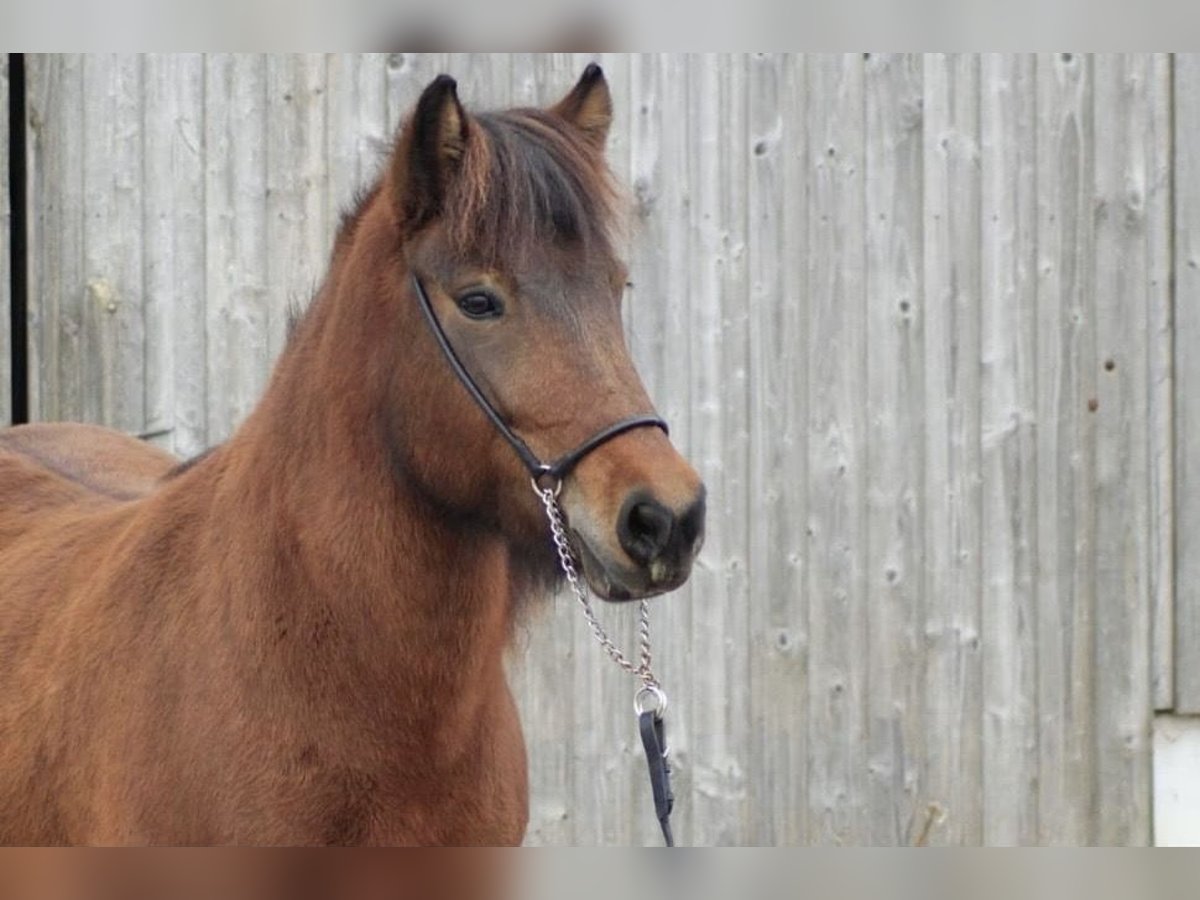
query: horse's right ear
[{"left": 392, "top": 75, "right": 469, "bottom": 233}]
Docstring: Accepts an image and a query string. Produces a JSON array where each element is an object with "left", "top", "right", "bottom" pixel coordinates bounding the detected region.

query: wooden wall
[
  {"left": 8, "top": 53, "right": 1194, "bottom": 845},
  {"left": 1176, "top": 55, "right": 1200, "bottom": 715}
]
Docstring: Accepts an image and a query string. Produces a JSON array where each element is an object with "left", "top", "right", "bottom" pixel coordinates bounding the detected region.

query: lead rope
[{"left": 535, "top": 483, "right": 676, "bottom": 847}]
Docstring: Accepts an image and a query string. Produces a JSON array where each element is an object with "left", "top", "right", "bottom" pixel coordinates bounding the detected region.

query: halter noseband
[{"left": 411, "top": 275, "right": 669, "bottom": 487}]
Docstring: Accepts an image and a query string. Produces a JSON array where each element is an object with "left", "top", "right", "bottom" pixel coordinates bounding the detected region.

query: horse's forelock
[{"left": 441, "top": 109, "right": 621, "bottom": 265}]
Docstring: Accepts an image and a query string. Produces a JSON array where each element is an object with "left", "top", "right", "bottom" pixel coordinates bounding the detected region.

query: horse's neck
[{"left": 198, "top": 308, "right": 518, "bottom": 741}]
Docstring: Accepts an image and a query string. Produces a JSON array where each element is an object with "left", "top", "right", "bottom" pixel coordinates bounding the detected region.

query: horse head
[{"left": 377, "top": 66, "right": 706, "bottom": 601}]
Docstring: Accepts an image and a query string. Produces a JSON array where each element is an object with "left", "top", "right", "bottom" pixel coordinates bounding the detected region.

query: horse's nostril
[{"left": 618, "top": 495, "right": 675, "bottom": 566}]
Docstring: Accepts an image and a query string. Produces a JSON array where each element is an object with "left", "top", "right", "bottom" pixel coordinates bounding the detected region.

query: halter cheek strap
[{"left": 412, "top": 274, "right": 669, "bottom": 484}]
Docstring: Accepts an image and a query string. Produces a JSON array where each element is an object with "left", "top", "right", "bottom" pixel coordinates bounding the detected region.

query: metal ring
[
  {"left": 530, "top": 473, "right": 562, "bottom": 498},
  {"left": 634, "top": 684, "right": 668, "bottom": 718}
]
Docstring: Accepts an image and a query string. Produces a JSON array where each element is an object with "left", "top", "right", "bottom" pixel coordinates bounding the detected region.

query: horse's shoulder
[{"left": 0, "top": 423, "right": 177, "bottom": 502}]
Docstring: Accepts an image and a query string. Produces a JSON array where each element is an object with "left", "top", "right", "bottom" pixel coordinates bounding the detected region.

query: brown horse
[{"left": 0, "top": 66, "right": 705, "bottom": 845}]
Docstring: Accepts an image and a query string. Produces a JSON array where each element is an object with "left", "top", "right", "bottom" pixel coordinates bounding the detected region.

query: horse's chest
[
  {"left": 288, "top": 703, "right": 530, "bottom": 846},
  {"left": 373, "top": 732, "right": 530, "bottom": 845}
]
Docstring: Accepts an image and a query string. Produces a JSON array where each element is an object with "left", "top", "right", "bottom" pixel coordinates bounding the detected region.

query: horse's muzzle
[{"left": 574, "top": 486, "right": 706, "bottom": 602}]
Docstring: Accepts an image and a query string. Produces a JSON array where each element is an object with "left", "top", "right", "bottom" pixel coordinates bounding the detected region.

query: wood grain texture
[
  {"left": 1091, "top": 53, "right": 1155, "bottom": 845},
  {"left": 1035, "top": 51, "right": 1098, "bottom": 845},
  {"left": 18, "top": 53, "right": 1181, "bottom": 845},
  {"left": 1148, "top": 56, "right": 1174, "bottom": 713},
  {"left": 806, "top": 52, "right": 868, "bottom": 845},
  {"left": 864, "top": 52, "right": 924, "bottom": 846},
  {"left": 747, "top": 51, "right": 808, "bottom": 847},
  {"left": 26, "top": 54, "right": 85, "bottom": 425},
  {"left": 143, "top": 54, "right": 205, "bottom": 454},
  {"left": 1176, "top": 54, "right": 1200, "bottom": 714},
  {"left": 979, "top": 52, "right": 1038, "bottom": 846},
  {"left": 920, "top": 52, "right": 983, "bottom": 846},
  {"left": 204, "top": 54, "right": 269, "bottom": 443}
]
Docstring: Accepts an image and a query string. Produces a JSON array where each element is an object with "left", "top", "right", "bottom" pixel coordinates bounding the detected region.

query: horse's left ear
[
  {"left": 393, "top": 74, "right": 470, "bottom": 233},
  {"left": 552, "top": 63, "right": 612, "bottom": 149}
]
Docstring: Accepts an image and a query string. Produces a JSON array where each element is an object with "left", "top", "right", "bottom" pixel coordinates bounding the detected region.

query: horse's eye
[{"left": 457, "top": 291, "right": 504, "bottom": 320}]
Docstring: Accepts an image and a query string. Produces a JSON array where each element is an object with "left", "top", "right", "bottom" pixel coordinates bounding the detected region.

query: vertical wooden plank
[
  {"left": 1175, "top": 53, "right": 1200, "bottom": 713},
  {"left": 79, "top": 54, "right": 145, "bottom": 433},
  {"left": 26, "top": 55, "right": 84, "bottom": 424},
  {"left": 676, "top": 52, "right": 751, "bottom": 847},
  {"left": 326, "top": 53, "right": 389, "bottom": 234},
  {"left": 1, "top": 57, "right": 10, "bottom": 427},
  {"left": 863, "top": 52, "right": 924, "bottom": 846},
  {"left": 204, "top": 54, "right": 268, "bottom": 443},
  {"left": 920, "top": 53, "right": 983, "bottom": 846},
  {"left": 1091, "top": 52, "right": 1154, "bottom": 846},
  {"left": 747, "top": 52, "right": 808, "bottom": 846},
  {"left": 979, "top": 52, "right": 1039, "bottom": 845},
  {"left": 1035, "top": 50, "right": 1097, "bottom": 844},
  {"left": 143, "top": 53, "right": 205, "bottom": 455},
  {"left": 1147, "top": 54, "right": 1173, "bottom": 713},
  {"left": 806, "top": 52, "right": 868, "bottom": 845},
  {"left": 265, "top": 54, "right": 329, "bottom": 359},
  {"left": 715, "top": 50, "right": 752, "bottom": 846}
]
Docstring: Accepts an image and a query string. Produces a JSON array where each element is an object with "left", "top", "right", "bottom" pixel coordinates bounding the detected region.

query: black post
[{"left": 7, "top": 53, "right": 28, "bottom": 424}]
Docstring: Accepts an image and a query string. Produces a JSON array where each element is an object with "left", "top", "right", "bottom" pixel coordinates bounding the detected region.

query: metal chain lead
[{"left": 535, "top": 484, "right": 660, "bottom": 692}]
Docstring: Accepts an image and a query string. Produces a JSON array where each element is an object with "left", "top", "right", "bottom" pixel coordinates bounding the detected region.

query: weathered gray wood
[
  {"left": 864, "top": 52, "right": 924, "bottom": 846},
  {"left": 1036, "top": 51, "right": 1098, "bottom": 845},
  {"left": 265, "top": 55, "right": 330, "bottom": 361},
  {"left": 805, "top": 52, "right": 868, "bottom": 845},
  {"left": 747, "top": 51, "right": 808, "bottom": 847},
  {"left": 1176, "top": 54, "right": 1200, "bottom": 713},
  {"left": 327, "top": 54, "right": 389, "bottom": 229},
  {"left": 1148, "top": 56, "right": 1174, "bottom": 713},
  {"left": 1, "top": 58, "right": 10, "bottom": 427},
  {"left": 1091, "top": 52, "right": 1156, "bottom": 846},
  {"left": 81, "top": 55, "right": 146, "bottom": 434},
  {"left": 143, "top": 54, "right": 205, "bottom": 454},
  {"left": 920, "top": 52, "right": 983, "bottom": 846},
  {"left": 979, "top": 52, "right": 1038, "bottom": 845},
  {"left": 204, "top": 54, "right": 269, "bottom": 443},
  {"left": 27, "top": 54, "right": 85, "bottom": 424},
  {"left": 696, "top": 51, "right": 752, "bottom": 846}
]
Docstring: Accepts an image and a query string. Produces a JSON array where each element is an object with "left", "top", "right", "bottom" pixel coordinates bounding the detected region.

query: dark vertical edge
[{"left": 7, "top": 54, "right": 27, "bottom": 424}]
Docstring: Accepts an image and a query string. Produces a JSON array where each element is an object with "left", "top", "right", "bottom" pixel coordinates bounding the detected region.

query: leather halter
[{"left": 412, "top": 275, "right": 669, "bottom": 486}]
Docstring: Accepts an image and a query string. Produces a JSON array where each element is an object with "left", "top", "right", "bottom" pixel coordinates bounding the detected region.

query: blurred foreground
[{"left": 0, "top": 849, "right": 1195, "bottom": 900}]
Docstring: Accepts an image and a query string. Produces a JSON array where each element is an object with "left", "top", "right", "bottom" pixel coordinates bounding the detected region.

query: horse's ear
[
  {"left": 392, "top": 74, "right": 469, "bottom": 233},
  {"left": 552, "top": 63, "right": 612, "bottom": 149}
]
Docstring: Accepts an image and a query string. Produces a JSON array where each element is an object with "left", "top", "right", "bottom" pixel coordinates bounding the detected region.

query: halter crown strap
[{"left": 412, "top": 275, "right": 669, "bottom": 482}]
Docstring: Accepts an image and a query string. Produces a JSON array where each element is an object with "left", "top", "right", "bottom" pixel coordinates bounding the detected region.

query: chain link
[{"left": 535, "top": 483, "right": 660, "bottom": 691}]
